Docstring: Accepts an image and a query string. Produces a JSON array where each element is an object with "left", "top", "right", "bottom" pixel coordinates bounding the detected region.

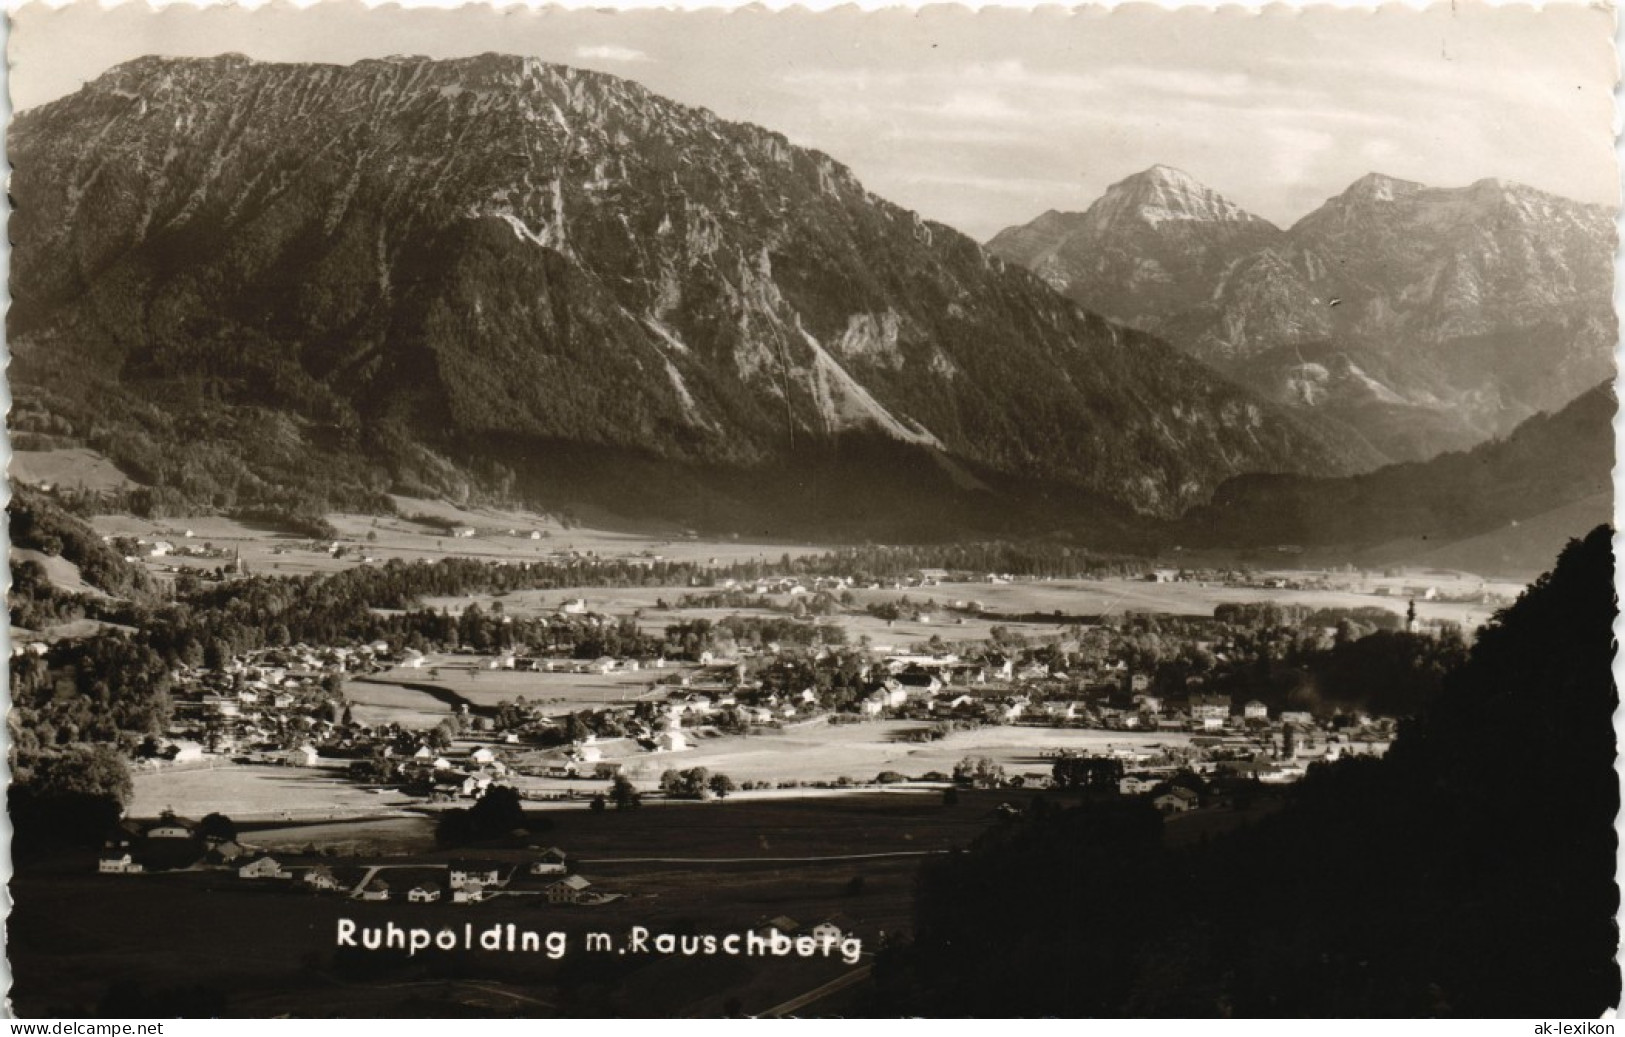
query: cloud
[
  {"left": 882, "top": 126, "right": 1030, "bottom": 146},
  {"left": 574, "top": 44, "right": 650, "bottom": 63},
  {"left": 895, "top": 173, "right": 1089, "bottom": 196},
  {"left": 1263, "top": 126, "right": 1338, "bottom": 188}
]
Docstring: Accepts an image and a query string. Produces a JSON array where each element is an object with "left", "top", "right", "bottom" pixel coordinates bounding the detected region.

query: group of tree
[
  {"left": 951, "top": 756, "right": 1005, "bottom": 788},
  {"left": 435, "top": 785, "right": 533, "bottom": 845},
  {"left": 660, "top": 767, "right": 737, "bottom": 800}
]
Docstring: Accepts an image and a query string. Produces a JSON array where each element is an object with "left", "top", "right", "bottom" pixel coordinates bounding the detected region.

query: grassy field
[
  {"left": 609, "top": 721, "right": 1190, "bottom": 787},
  {"left": 243, "top": 817, "right": 437, "bottom": 856},
  {"left": 10, "top": 791, "right": 1031, "bottom": 1017},
  {"left": 78, "top": 464, "right": 1521, "bottom": 633},
  {"left": 343, "top": 682, "right": 457, "bottom": 728},
  {"left": 12, "top": 547, "right": 106, "bottom": 597},
  {"left": 91, "top": 501, "right": 832, "bottom": 581},
  {"left": 896, "top": 576, "right": 1501, "bottom": 629},
  {"left": 481, "top": 720, "right": 1191, "bottom": 792},
  {"left": 11, "top": 448, "right": 138, "bottom": 492},
  {"left": 410, "top": 667, "right": 659, "bottom": 709},
  {"left": 130, "top": 763, "right": 421, "bottom": 821},
  {"left": 421, "top": 573, "right": 1506, "bottom": 650}
]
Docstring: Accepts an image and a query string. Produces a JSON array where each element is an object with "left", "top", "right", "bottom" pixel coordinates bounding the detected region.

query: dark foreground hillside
[{"left": 870, "top": 526, "right": 1619, "bottom": 1017}]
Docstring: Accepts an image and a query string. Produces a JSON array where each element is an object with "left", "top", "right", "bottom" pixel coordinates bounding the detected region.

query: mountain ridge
[
  {"left": 989, "top": 166, "right": 1617, "bottom": 464},
  {"left": 1176, "top": 378, "right": 1616, "bottom": 566},
  {"left": 9, "top": 53, "right": 1375, "bottom": 533}
]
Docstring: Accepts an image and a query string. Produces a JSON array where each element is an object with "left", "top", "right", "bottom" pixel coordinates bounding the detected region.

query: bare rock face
[
  {"left": 990, "top": 167, "right": 1617, "bottom": 464},
  {"left": 987, "top": 165, "right": 1286, "bottom": 332},
  {"left": 9, "top": 54, "right": 1368, "bottom": 526}
]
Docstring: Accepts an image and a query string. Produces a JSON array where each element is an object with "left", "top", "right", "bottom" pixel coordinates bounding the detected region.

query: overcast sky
[{"left": 8, "top": 2, "right": 1618, "bottom": 241}]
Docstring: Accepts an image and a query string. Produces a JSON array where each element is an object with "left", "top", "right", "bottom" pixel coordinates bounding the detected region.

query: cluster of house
[
  {"left": 144, "top": 599, "right": 1398, "bottom": 802},
  {"left": 98, "top": 820, "right": 606, "bottom": 904},
  {"left": 398, "top": 743, "right": 520, "bottom": 799},
  {"left": 103, "top": 528, "right": 241, "bottom": 565},
  {"left": 430, "top": 642, "right": 1398, "bottom": 789},
  {"left": 1059, "top": 711, "right": 1393, "bottom": 803},
  {"left": 167, "top": 643, "right": 401, "bottom": 759},
  {"left": 341, "top": 856, "right": 602, "bottom": 906},
  {"left": 846, "top": 657, "right": 1397, "bottom": 749}
]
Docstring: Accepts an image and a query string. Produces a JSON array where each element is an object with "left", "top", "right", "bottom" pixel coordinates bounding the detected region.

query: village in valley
[
  {"left": 63, "top": 506, "right": 1490, "bottom": 890},
  {"left": 8, "top": 482, "right": 1519, "bottom": 1016}
]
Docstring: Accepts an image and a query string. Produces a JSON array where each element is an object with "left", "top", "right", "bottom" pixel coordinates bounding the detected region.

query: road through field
[
  {"left": 759, "top": 964, "right": 874, "bottom": 1018},
  {"left": 578, "top": 849, "right": 951, "bottom": 865}
]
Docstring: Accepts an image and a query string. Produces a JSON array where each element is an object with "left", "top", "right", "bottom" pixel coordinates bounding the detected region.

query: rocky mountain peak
[
  {"left": 9, "top": 52, "right": 1369, "bottom": 527},
  {"left": 1084, "top": 164, "right": 1275, "bottom": 231},
  {"left": 1337, "top": 172, "right": 1425, "bottom": 204}
]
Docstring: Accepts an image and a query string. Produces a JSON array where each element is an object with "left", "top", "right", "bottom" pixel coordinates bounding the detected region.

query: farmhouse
[
  {"left": 283, "top": 744, "right": 320, "bottom": 767},
  {"left": 890, "top": 671, "right": 943, "bottom": 698},
  {"left": 408, "top": 884, "right": 442, "bottom": 903},
  {"left": 146, "top": 816, "right": 198, "bottom": 840},
  {"left": 1042, "top": 702, "right": 1078, "bottom": 722},
  {"left": 359, "top": 880, "right": 390, "bottom": 901},
  {"left": 1119, "top": 774, "right": 1159, "bottom": 795},
  {"left": 449, "top": 861, "right": 506, "bottom": 887},
  {"left": 1154, "top": 787, "right": 1200, "bottom": 813},
  {"left": 302, "top": 866, "right": 342, "bottom": 891},
  {"left": 546, "top": 875, "right": 593, "bottom": 903},
  {"left": 529, "top": 849, "right": 568, "bottom": 876},
  {"left": 98, "top": 853, "right": 144, "bottom": 874},
  {"left": 238, "top": 856, "right": 290, "bottom": 880}
]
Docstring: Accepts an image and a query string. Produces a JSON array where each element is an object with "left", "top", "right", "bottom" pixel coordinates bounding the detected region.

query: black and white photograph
[{"left": 3, "top": 0, "right": 1619, "bottom": 1019}]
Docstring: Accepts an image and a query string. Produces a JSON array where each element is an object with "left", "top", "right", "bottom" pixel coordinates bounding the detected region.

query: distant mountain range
[
  {"left": 989, "top": 166, "right": 1617, "bottom": 463},
  {"left": 1176, "top": 379, "right": 1615, "bottom": 576},
  {"left": 8, "top": 54, "right": 1377, "bottom": 537},
  {"left": 8, "top": 55, "right": 1611, "bottom": 553}
]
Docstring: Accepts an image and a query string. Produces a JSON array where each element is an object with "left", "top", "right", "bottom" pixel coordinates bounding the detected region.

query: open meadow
[
  {"left": 11, "top": 448, "right": 139, "bottom": 493},
  {"left": 130, "top": 763, "right": 420, "bottom": 821},
  {"left": 69, "top": 452, "right": 1520, "bottom": 637},
  {"left": 887, "top": 576, "right": 1504, "bottom": 629},
  {"left": 90, "top": 497, "right": 834, "bottom": 581},
  {"left": 613, "top": 720, "right": 1192, "bottom": 787},
  {"left": 422, "top": 571, "right": 1505, "bottom": 654},
  {"left": 342, "top": 678, "right": 458, "bottom": 728},
  {"left": 493, "top": 720, "right": 1193, "bottom": 791}
]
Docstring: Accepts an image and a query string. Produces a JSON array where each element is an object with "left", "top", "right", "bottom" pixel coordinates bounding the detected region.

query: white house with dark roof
[
  {"left": 238, "top": 855, "right": 290, "bottom": 880},
  {"left": 546, "top": 874, "right": 593, "bottom": 903}
]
